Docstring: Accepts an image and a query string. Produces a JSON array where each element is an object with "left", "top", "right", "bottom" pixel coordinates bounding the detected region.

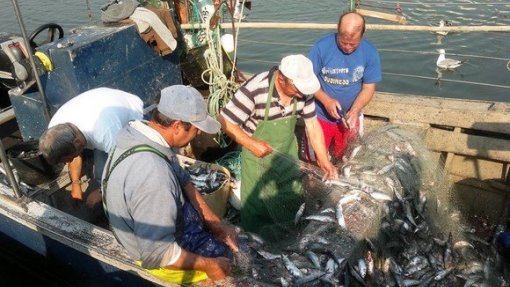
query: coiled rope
[{"left": 199, "top": 1, "right": 242, "bottom": 147}]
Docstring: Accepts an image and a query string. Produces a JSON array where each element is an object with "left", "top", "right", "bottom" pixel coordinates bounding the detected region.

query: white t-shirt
[{"left": 48, "top": 87, "right": 144, "bottom": 153}]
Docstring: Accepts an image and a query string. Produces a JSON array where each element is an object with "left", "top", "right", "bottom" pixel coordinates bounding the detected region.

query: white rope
[{"left": 199, "top": 1, "right": 241, "bottom": 147}]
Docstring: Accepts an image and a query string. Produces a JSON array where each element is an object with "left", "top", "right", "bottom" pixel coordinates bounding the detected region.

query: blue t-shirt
[{"left": 308, "top": 33, "right": 381, "bottom": 122}]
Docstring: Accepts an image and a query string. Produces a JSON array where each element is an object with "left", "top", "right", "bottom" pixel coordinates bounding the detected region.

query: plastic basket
[{"left": 176, "top": 154, "right": 231, "bottom": 218}]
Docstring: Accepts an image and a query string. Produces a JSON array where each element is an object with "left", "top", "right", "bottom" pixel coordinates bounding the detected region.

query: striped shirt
[{"left": 221, "top": 67, "right": 316, "bottom": 136}]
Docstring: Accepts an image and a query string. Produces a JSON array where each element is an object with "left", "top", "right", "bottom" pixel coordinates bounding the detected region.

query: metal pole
[
  {"left": 11, "top": 0, "right": 51, "bottom": 122},
  {"left": 0, "top": 140, "right": 22, "bottom": 198},
  {"left": 180, "top": 22, "right": 510, "bottom": 32}
]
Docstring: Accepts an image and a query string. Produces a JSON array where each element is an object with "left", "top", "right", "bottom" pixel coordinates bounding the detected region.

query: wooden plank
[
  {"left": 355, "top": 8, "right": 407, "bottom": 24},
  {"left": 448, "top": 155, "right": 507, "bottom": 181},
  {"left": 424, "top": 128, "right": 510, "bottom": 162},
  {"left": 365, "top": 92, "right": 510, "bottom": 135}
]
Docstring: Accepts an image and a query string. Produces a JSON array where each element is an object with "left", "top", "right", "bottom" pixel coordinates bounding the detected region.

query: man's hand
[
  {"left": 318, "top": 159, "right": 338, "bottom": 180},
  {"left": 346, "top": 108, "right": 360, "bottom": 129},
  {"left": 249, "top": 139, "right": 272, "bottom": 158},
  {"left": 324, "top": 97, "right": 342, "bottom": 120},
  {"left": 70, "top": 182, "right": 83, "bottom": 201},
  {"left": 204, "top": 257, "right": 232, "bottom": 280},
  {"left": 85, "top": 189, "right": 102, "bottom": 208},
  {"left": 209, "top": 222, "right": 239, "bottom": 252}
]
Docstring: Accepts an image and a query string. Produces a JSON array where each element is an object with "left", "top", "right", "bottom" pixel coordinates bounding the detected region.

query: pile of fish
[
  {"left": 187, "top": 165, "right": 228, "bottom": 194},
  {"left": 228, "top": 125, "right": 505, "bottom": 286}
]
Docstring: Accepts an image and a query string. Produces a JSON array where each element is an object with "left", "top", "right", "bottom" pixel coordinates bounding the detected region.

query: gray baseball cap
[{"left": 158, "top": 85, "right": 221, "bottom": 134}]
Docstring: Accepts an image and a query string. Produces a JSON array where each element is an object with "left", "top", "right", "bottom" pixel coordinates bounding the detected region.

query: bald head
[
  {"left": 338, "top": 12, "right": 365, "bottom": 38},
  {"left": 336, "top": 12, "right": 365, "bottom": 54}
]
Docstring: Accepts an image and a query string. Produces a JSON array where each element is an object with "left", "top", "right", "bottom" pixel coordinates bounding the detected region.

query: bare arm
[
  {"left": 165, "top": 248, "right": 232, "bottom": 280},
  {"left": 346, "top": 83, "right": 376, "bottom": 127},
  {"left": 68, "top": 154, "right": 83, "bottom": 201},
  {"left": 314, "top": 89, "right": 342, "bottom": 120},
  {"left": 218, "top": 115, "right": 271, "bottom": 158},
  {"left": 304, "top": 119, "right": 338, "bottom": 179}
]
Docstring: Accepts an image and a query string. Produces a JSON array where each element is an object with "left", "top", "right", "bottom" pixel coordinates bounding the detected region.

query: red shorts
[{"left": 302, "top": 115, "right": 362, "bottom": 161}]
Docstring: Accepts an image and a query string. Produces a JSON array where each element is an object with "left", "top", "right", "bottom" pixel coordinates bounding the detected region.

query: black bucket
[{"left": 6, "top": 140, "right": 63, "bottom": 186}]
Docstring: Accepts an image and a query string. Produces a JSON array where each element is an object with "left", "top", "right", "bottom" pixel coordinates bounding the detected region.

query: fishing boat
[{"left": 0, "top": 0, "right": 509, "bottom": 286}]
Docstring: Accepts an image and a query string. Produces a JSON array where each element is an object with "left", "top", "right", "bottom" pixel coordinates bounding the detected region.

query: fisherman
[
  {"left": 219, "top": 54, "right": 337, "bottom": 240},
  {"left": 303, "top": 12, "right": 381, "bottom": 162},
  {"left": 39, "top": 87, "right": 143, "bottom": 208},
  {"left": 102, "top": 85, "right": 238, "bottom": 284}
]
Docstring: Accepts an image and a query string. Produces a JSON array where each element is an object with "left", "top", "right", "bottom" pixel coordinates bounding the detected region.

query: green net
[{"left": 224, "top": 124, "right": 503, "bottom": 286}]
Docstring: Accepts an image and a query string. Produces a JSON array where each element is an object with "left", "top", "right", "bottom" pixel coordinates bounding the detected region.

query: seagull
[
  {"left": 435, "top": 20, "right": 449, "bottom": 36},
  {"left": 436, "top": 49, "right": 465, "bottom": 70}
]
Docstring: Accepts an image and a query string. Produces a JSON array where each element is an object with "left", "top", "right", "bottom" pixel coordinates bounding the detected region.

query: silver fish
[
  {"left": 342, "top": 164, "right": 352, "bottom": 178},
  {"left": 256, "top": 250, "right": 281, "bottom": 260},
  {"left": 324, "top": 179, "right": 350, "bottom": 188},
  {"left": 357, "top": 258, "right": 367, "bottom": 278},
  {"left": 370, "top": 191, "right": 393, "bottom": 202},
  {"left": 320, "top": 208, "right": 335, "bottom": 215},
  {"left": 453, "top": 240, "right": 474, "bottom": 250},
  {"left": 325, "top": 258, "right": 336, "bottom": 274},
  {"left": 305, "top": 215, "right": 336, "bottom": 223},
  {"left": 335, "top": 200, "right": 347, "bottom": 228},
  {"left": 348, "top": 145, "right": 362, "bottom": 161},
  {"left": 305, "top": 250, "right": 321, "bottom": 269},
  {"left": 294, "top": 203, "right": 305, "bottom": 225},
  {"left": 245, "top": 232, "right": 265, "bottom": 246},
  {"left": 434, "top": 267, "right": 454, "bottom": 281},
  {"left": 339, "top": 193, "right": 360, "bottom": 205},
  {"left": 377, "top": 163, "right": 394, "bottom": 175},
  {"left": 282, "top": 254, "right": 303, "bottom": 278},
  {"left": 403, "top": 200, "right": 417, "bottom": 226}
]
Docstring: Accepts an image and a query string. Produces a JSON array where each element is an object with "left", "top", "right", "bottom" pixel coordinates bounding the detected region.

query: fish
[
  {"left": 256, "top": 250, "right": 281, "bottom": 260},
  {"left": 453, "top": 240, "right": 474, "bottom": 250},
  {"left": 294, "top": 203, "right": 305, "bottom": 225},
  {"left": 357, "top": 258, "right": 367, "bottom": 278},
  {"left": 324, "top": 179, "right": 351, "bottom": 188},
  {"left": 282, "top": 254, "right": 303, "bottom": 278},
  {"left": 403, "top": 200, "right": 418, "bottom": 226},
  {"left": 245, "top": 231, "right": 265, "bottom": 246},
  {"left": 377, "top": 163, "right": 394, "bottom": 175},
  {"left": 369, "top": 191, "right": 393, "bottom": 202},
  {"left": 279, "top": 277, "right": 290, "bottom": 287},
  {"left": 349, "top": 263, "right": 368, "bottom": 287},
  {"left": 325, "top": 258, "right": 336, "bottom": 274},
  {"left": 335, "top": 200, "right": 347, "bottom": 228},
  {"left": 404, "top": 256, "right": 429, "bottom": 276},
  {"left": 305, "top": 215, "right": 336, "bottom": 223},
  {"left": 434, "top": 267, "right": 454, "bottom": 281},
  {"left": 305, "top": 250, "right": 321, "bottom": 269},
  {"left": 349, "top": 145, "right": 362, "bottom": 161},
  {"left": 320, "top": 207, "right": 335, "bottom": 215},
  {"left": 342, "top": 164, "right": 352, "bottom": 178}
]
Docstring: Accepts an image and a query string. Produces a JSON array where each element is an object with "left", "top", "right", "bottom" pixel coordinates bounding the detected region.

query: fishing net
[{"left": 219, "top": 124, "right": 506, "bottom": 287}]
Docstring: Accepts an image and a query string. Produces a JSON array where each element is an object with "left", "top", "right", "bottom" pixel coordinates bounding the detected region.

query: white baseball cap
[
  {"left": 279, "top": 54, "right": 320, "bottom": 95},
  {"left": 158, "top": 85, "right": 221, "bottom": 134}
]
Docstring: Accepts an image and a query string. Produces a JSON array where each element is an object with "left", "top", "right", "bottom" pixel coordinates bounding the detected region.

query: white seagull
[
  {"left": 435, "top": 20, "right": 448, "bottom": 36},
  {"left": 436, "top": 49, "right": 464, "bottom": 70}
]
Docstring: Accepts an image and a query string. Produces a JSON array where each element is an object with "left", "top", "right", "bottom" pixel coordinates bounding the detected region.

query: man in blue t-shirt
[{"left": 303, "top": 12, "right": 381, "bottom": 161}]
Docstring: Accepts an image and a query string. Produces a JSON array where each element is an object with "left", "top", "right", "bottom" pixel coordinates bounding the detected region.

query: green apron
[{"left": 240, "top": 74, "right": 303, "bottom": 239}]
